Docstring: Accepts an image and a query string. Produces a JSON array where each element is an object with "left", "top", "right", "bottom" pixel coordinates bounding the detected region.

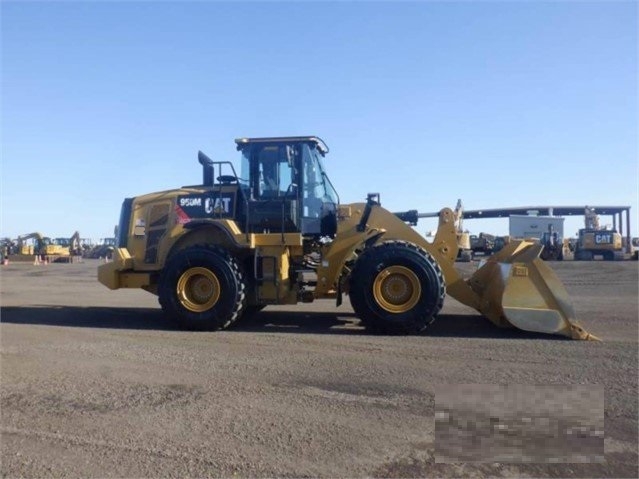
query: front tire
[
  {"left": 349, "top": 241, "right": 445, "bottom": 334},
  {"left": 158, "top": 246, "right": 246, "bottom": 331}
]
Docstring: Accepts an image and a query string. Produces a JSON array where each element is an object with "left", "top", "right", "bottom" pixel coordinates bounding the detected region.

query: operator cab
[{"left": 235, "top": 136, "right": 339, "bottom": 237}]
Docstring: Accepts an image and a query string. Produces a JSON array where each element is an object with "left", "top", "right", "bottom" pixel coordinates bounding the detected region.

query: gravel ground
[{"left": 1, "top": 259, "right": 637, "bottom": 478}]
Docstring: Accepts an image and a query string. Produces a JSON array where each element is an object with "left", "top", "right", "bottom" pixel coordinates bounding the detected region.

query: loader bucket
[{"left": 466, "top": 240, "right": 598, "bottom": 340}]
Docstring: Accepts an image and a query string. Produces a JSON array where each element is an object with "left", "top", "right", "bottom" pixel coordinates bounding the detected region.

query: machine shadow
[
  {"left": 234, "top": 310, "right": 363, "bottom": 335},
  {"left": 0, "top": 306, "right": 567, "bottom": 340},
  {"left": 242, "top": 311, "right": 566, "bottom": 340},
  {"left": 0, "top": 306, "right": 178, "bottom": 331}
]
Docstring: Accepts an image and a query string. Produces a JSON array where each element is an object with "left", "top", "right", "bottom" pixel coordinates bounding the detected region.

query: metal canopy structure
[
  {"left": 460, "top": 205, "right": 630, "bottom": 219},
  {"left": 414, "top": 205, "right": 633, "bottom": 254}
]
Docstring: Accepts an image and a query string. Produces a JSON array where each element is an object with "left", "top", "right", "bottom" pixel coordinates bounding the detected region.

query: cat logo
[
  {"left": 594, "top": 233, "right": 613, "bottom": 244},
  {"left": 205, "top": 197, "right": 232, "bottom": 214}
]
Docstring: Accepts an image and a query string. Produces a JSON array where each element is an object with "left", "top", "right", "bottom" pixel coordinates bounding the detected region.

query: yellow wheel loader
[{"left": 98, "top": 136, "right": 596, "bottom": 340}]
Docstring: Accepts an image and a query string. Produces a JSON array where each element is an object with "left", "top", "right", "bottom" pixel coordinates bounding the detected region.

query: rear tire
[
  {"left": 349, "top": 241, "right": 445, "bottom": 334},
  {"left": 158, "top": 246, "right": 246, "bottom": 331}
]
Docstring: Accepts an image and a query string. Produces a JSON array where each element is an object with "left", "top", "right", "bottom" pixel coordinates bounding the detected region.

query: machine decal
[
  {"left": 205, "top": 197, "right": 233, "bottom": 215},
  {"left": 175, "top": 205, "right": 191, "bottom": 225},
  {"left": 179, "top": 197, "right": 202, "bottom": 207},
  {"left": 594, "top": 233, "right": 613, "bottom": 244},
  {"left": 177, "top": 194, "right": 235, "bottom": 218}
]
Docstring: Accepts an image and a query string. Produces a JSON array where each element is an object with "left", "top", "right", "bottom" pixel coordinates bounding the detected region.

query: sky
[{"left": 1, "top": 0, "right": 637, "bottom": 241}]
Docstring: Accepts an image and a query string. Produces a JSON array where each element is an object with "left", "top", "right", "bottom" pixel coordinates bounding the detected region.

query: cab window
[{"left": 256, "top": 146, "right": 294, "bottom": 198}]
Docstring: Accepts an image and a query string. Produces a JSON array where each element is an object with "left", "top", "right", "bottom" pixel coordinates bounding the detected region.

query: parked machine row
[
  {"left": 1, "top": 233, "right": 116, "bottom": 262},
  {"left": 1, "top": 232, "right": 80, "bottom": 262}
]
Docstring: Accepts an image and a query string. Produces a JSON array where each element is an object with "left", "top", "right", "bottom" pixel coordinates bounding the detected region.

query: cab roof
[{"left": 234, "top": 136, "right": 329, "bottom": 155}]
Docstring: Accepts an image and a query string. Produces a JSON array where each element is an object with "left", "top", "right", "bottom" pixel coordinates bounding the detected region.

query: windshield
[
  {"left": 238, "top": 141, "right": 338, "bottom": 217},
  {"left": 301, "top": 144, "right": 338, "bottom": 218},
  {"left": 315, "top": 153, "right": 339, "bottom": 205}
]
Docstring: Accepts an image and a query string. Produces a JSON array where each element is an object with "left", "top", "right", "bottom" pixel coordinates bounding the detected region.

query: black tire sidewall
[
  {"left": 350, "top": 242, "right": 444, "bottom": 334},
  {"left": 159, "top": 247, "right": 241, "bottom": 330}
]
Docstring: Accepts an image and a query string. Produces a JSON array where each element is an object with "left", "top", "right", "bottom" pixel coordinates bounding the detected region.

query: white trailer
[{"left": 509, "top": 215, "right": 565, "bottom": 240}]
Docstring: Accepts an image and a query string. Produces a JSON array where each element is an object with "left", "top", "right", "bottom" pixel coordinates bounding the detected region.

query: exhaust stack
[{"left": 198, "top": 150, "right": 214, "bottom": 186}]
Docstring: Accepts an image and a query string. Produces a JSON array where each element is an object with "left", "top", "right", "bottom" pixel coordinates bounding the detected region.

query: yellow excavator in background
[
  {"left": 573, "top": 207, "right": 624, "bottom": 261},
  {"left": 54, "top": 231, "right": 83, "bottom": 256},
  {"left": 98, "top": 136, "right": 597, "bottom": 340},
  {"left": 17, "top": 232, "right": 70, "bottom": 257},
  {"left": 16, "top": 234, "right": 36, "bottom": 255}
]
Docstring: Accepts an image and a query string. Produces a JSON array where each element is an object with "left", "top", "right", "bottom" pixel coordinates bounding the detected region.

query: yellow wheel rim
[
  {"left": 372, "top": 265, "right": 421, "bottom": 313},
  {"left": 177, "top": 267, "right": 221, "bottom": 313}
]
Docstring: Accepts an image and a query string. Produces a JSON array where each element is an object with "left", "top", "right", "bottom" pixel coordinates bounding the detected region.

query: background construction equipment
[{"left": 573, "top": 207, "right": 624, "bottom": 261}]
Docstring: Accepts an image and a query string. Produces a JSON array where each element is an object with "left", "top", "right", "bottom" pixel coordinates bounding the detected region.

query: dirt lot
[{"left": 1, "top": 259, "right": 637, "bottom": 478}]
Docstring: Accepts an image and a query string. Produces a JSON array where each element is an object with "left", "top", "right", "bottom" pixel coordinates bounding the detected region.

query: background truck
[
  {"left": 470, "top": 233, "right": 495, "bottom": 256},
  {"left": 539, "top": 224, "right": 566, "bottom": 261}
]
